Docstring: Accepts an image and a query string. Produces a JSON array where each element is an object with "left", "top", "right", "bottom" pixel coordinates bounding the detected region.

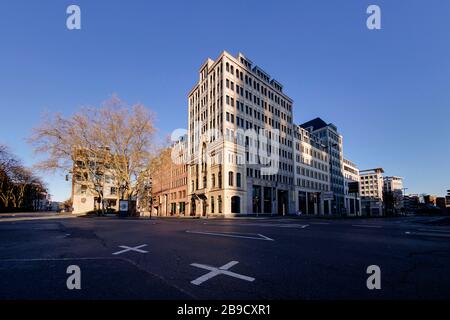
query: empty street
[{"left": 0, "top": 215, "right": 449, "bottom": 299}]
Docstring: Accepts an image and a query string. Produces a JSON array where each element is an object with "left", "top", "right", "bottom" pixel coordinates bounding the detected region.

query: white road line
[
  {"left": 186, "top": 230, "right": 274, "bottom": 241},
  {"left": 202, "top": 222, "right": 309, "bottom": 229},
  {"left": 352, "top": 224, "right": 382, "bottom": 228},
  {"left": 190, "top": 260, "right": 255, "bottom": 285},
  {"left": 405, "top": 231, "right": 450, "bottom": 238},
  {"left": 112, "top": 244, "right": 148, "bottom": 255},
  {"left": 310, "top": 222, "right": 330, "bottom": 225}
]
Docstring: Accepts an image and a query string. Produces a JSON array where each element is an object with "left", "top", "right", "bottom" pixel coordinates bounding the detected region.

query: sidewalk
[{"left": 0, "top": 212, "right": 78, "bottom": 222}]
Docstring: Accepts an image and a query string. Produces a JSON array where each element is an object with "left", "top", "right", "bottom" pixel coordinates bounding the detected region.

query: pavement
[{"left": 0, "top": 213, "right": 449, "bottom": 299}]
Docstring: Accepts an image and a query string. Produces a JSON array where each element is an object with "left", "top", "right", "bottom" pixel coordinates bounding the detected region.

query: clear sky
[{"left": 0, "top": 0, "right": 449, "bottom": 201}]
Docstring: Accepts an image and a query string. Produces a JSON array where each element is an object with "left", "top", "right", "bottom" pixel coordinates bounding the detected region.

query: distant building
[
  {"left": 343, "top": 159, "right": 361, "bottom": 216},
  {"left": 383, "top": 176, "right": 404, "bottom": 215},
  {"left": 423, "top": 195, "right": 437, "bottom": 206},
  {"left": 436, "top": 197, "right": 445, "bottom": 209},
  {"left": 446, "top": 190, "right": 450, "bottom": 208},
  {"left": 151, "top": 136, "right": 189, "bottom": 216},
  {"left": 383, "top": 176, "right": 403, "bottom": 193},
  {"left": 32, "top": 191, "right": 51, "bottom": 211},
  {"left": 360, "top": 168, "right": 384, "bottom": 216},
  {"left": 403, "top": 194, "right": 420, "bottom": 214},
  {"left": 436, "top": 197, "right": 447, "bottom": 214},
  {"left": 300, "top": 118, "right": 346, "bottom": 215}
]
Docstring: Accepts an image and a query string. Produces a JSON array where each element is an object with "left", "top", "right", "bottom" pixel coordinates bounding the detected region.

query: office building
[
  {"left": 383, "top": 176, "right": 404, "bottom": 215},
  {"left": 360, "top": 168, "right": 384, "bottom": 216},
  {"left": 71, "top": 148, "right": 120, "bottom": 214},
  {"left": 187, "top": 51, "right": 295, "bottom": 216},
  {"left": 300, "top": 118, "right": 346, "bottom": 214},
  {"left": 294, "top": 124, "right": 330, "bottom": 215},
  {"left": 343, "top": 158, "right": 361, "bottom": 216},
  {"left": 151, "top": 136, "right": 189, "bottom": 216}
]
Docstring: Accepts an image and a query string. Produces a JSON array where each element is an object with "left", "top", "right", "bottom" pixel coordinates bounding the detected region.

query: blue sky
[{"left": 0, "top": 0, "right": 449, "bottom": 201}]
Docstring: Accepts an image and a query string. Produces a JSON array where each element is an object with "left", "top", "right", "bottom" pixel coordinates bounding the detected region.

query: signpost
[{"left": 119, "top": 200, "right": 129, "bottom": 218}]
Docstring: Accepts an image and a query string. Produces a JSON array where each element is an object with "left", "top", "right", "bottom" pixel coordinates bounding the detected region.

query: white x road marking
[
  {"left": 112, "top": 244, "right": 148, "bottom": 255},
  {"left": 190, "top": 261, "right": 255, "bottom": 286}
]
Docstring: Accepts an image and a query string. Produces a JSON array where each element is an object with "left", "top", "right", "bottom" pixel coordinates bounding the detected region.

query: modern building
[
  {"left": 383, "top": 176, "right": 403, "bottom": 193},
  {"left": 403, "top": 194, "right": 420, "bottom": 215},
  {"left": 423, "top": 194, "right": 437, "bottom": 206},
  {"left": 360, "top": 168, "right": 385, "bottom": 216},
  {"left": 300, "top": 118, "right": 346, "bottom": 215},
  {"left": 343, "top": 158, "right": 361, "bottom": 216},
  {"left": 294, "top": 124, "right": 330, "bottom": 215},
  {"left": 383, "top": 176, "right": 404, "bottom": 215},
  {"left": 187, "top": 51, "right": 295, "bottom": 216}
]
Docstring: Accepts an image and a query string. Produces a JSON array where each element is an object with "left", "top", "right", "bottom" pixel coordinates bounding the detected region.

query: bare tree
[
  {"left": 0, "top": 145, "right": 46, "bottom": 211},
  {"left": 29, "top": 96, "right": 157, "bottom": 214}
]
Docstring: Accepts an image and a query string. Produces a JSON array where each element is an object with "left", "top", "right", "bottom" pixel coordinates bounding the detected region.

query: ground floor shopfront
[{"left": 296, "top": 190, "right": 332, "bottom": 216}]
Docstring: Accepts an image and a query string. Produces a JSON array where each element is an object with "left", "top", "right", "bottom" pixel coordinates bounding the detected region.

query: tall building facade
[
  {"left": 300, "top": 118, "right": 346, "bottom": 214},
  {"left": 187, "top": 51, "right": 295, "bottom": 216},
  {"left": 360, "top": 168, "right": 384, "bottom": 216},
  {"left": 151, "top": 136, "right": 189, "bottom": 216},
  {"left": 293, "top": 124, "right": 331, "bottom": 215}
]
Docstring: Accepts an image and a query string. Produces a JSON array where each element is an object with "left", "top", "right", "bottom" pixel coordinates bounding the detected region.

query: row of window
[
  {"left": 296, "top": 178, "right": 329, "bottom": 191},
  {"left": 225, "top": 61, "right": 292, "bottom": 112},
  {"left": 225, "top": 79, "right": 292, "bottom": 123}
]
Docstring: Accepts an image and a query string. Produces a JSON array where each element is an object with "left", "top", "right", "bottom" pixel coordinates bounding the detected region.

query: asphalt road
[{"left": 0, "top": 214, "right": 449, "bottom": 299}]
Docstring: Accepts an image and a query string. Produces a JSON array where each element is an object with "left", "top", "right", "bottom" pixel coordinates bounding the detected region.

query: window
[
  {"left": 228, "top": 171, "right": 234, "bottom": 186},
  {"left": 236, "top": 173, "right": 241, "bottom": 188},
  {"left": 110, "top": 187, "right": 117, "bottom": 195},
  {"left": 218, "top": 196, "right": 222, "bottom": 213},
  {"left": 211, "top": 196, "right": 214, "bottom": 214},
  {"left": 211, "top": 174, "right": 215, "bottom": 188},
  {"left": 231, "top": 196, "right": 240, "bottom": 214}
]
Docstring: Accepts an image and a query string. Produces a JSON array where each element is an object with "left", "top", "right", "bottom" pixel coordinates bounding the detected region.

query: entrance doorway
[
  {"left": 231, "top": 196, "right": 240, "bottom": 214},
  {"left": 277, "top": 190, "right": 288, "bottom": 215}
]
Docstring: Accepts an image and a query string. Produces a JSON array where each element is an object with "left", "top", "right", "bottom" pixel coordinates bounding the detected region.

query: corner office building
[{"left": 187, "top": 51, "right": 296, "bottom": 216}]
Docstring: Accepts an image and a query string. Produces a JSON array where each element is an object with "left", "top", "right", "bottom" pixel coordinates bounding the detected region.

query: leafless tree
[
  {"left": 29, "top": 96, "right": 157, "bottom": 214},
  {"left": 0, "top": 145, "right": 46, "bottom": 211}
]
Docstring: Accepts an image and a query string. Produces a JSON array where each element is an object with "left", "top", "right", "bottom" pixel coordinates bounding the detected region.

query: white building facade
[
  {"left": 187, "top": 51, "right": 295, "bottom": 216},
  {"left": 294, "top": 125, "right": 331, "bottom": 215},
  {"left": 360, "top": 168, "right": 384, "bottom": 216},
  {"left": 343, "top": 158, "right": 361, "bottom": 216},
  {"left": 300, "top": 118, "right": 346, "bottom": 215}
]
